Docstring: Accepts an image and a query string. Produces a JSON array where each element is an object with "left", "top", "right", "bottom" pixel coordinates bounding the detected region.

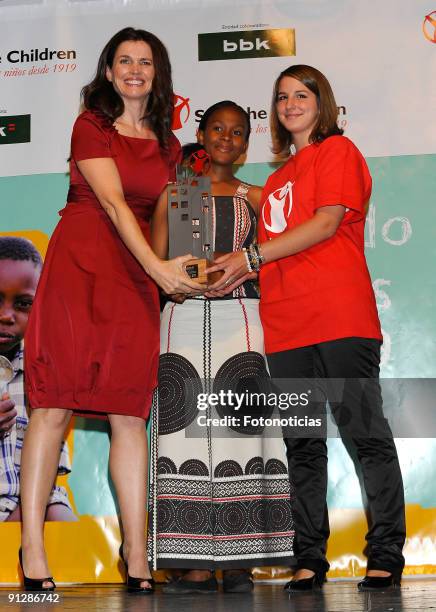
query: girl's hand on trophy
[
  {"left": 204, "top": 272, "right": 257, "bottom": 298},
  {"left": 151, "top": 255, "right": 204, "bottom": 294},
  {"left": 203, "top": 288, "right": 228, "bottom": 298},
  {"left": 206, "top": 252, "right": 248, "bottom": 291}
]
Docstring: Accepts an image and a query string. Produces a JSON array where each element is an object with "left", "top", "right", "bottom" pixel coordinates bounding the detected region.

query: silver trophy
[{"left": 167, "top": 160, "right": 214, "bottom": 285}]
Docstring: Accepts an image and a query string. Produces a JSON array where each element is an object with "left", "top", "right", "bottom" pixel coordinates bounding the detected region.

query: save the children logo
[
  {"left": 423, "top": 12, "right": 436, "bottom": 43},
  {"left": 172, "top": 94, "right": 191, "bottom": 130},
  {"left": 262, "top": 181, "right": 293, "bottom": 234},
  {"left": 0, "top": 114, "right": 30, "bottom": 145}
]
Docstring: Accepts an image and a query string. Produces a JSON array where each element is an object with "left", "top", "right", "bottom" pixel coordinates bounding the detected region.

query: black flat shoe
[
  {"left": 357, "top": 571, "right": 401, "bottom": 591},
  {"left": 18, "top": 548, "right": 56, "bottom": 592},
  {"left": 223, "top": 570, "right": 253, "bottom": 593},
  {"left": 284, "top": 570, "right": 326, "bottom": 592},
  {"left": 119, "top": 544, "right": 154, "bottom": 595},
  {"left": 162, "top": 574, "right": 218, "bottom": 594}
]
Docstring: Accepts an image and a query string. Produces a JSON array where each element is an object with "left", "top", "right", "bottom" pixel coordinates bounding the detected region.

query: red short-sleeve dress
[{"left": 25, "top": 110, "right": 180, "bottom": 419}]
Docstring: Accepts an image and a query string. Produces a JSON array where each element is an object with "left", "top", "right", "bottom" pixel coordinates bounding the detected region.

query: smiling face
[
  {"left": 197, "top": 106, "right": 249, "bottom": 166},
  {"left": 275, "top": 76, "right": 319, "bottom": 147},
  {"left": 105, "top": 40, "right": 155, "bottom": 104},
  {"left": 0, "top": 259, "right": 40, "bottom": 359}
]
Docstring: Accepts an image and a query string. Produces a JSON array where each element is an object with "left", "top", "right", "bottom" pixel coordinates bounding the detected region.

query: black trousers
[{"left": 267, "top": 337, "right": 406, "bottom": 574}]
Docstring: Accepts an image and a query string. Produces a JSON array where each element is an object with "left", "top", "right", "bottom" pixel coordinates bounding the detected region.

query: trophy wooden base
[
  {"left": 184, "top": 258, "right": 208, "bottom": 284},
  {"left": 184, "top": 253, "right": 226, "bottom": 287}
]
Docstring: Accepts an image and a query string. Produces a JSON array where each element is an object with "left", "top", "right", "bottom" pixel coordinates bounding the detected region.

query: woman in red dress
[
  {"left": 19, "top": 27, "right": 201, "bottom": 592},
  {"left": 208, "top": 65, "right": 405, "bottom": 592}
]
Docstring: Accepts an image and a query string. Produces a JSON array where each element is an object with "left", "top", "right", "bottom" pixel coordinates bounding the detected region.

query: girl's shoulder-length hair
[
  {"left": 271, "top": 64, "right": 343, "bottom": 157},
  {"left": 81, "top": 27, "right": 174, "bottom": 149}
]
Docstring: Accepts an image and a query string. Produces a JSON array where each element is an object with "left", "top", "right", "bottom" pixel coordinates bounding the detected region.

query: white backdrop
[{"left": 0, "top": 0, "right": 435, "bottom": 177}]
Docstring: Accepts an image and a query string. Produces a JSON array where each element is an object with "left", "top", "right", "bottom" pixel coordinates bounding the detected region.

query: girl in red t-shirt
[{"left": 208, "top": 65, "right": 405, "bottom": 592}]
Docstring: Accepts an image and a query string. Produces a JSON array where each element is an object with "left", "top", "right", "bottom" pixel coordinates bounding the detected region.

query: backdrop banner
[{"left": 1, "top": 0, "right": 435, "bottom": 583}]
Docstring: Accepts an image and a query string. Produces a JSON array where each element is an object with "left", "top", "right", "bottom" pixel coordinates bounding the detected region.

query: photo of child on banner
[{"left": 0, "top": 236, "right": 76, "bottom": 522}]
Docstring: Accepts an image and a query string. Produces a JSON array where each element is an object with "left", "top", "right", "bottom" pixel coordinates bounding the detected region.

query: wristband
[{"left": 243, "top": 248, "right": 253, "bottom": 272}]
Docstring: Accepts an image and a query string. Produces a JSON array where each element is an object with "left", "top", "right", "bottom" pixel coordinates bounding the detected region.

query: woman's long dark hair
[
  {"left": 81, "top": 27, "right": 174, "bottom": 149},
  {"left": 271, "top": 64, "right": 343, "bottom": 157}
]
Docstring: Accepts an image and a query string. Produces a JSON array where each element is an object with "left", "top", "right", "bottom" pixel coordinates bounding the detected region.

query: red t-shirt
[{"left": 258, "top": 135, "right": 382, "bottom": 354}]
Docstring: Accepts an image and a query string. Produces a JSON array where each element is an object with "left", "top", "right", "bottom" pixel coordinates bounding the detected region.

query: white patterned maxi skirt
[{"left": 148, "top": 298, "right": 294, "bottom": 569}]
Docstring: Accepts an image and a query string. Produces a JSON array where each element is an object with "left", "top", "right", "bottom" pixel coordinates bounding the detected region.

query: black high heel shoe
[
  {"left": 18, "top": 548, "right": 56, "bottom": 592},
  {"left": 357, "top": 570, "right": 402, "bottom": 591},
  {"left": 119, "top": 544, "right": 154, "bottom": 595},
  {"left": 284, "top": 569, "right": 326, "bottom": 592}
]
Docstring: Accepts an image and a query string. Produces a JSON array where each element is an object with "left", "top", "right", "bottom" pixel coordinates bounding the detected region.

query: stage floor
[{"left": 1, "top": 580, "right": 435, "bottom": 611}]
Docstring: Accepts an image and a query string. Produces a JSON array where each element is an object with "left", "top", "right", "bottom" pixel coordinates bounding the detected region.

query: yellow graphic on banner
[{"left": 1, "top": 505, "right": 436, "bottom": 583}]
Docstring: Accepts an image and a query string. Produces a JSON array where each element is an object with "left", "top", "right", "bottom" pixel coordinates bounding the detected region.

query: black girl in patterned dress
[{"left": 149, "top": 101, "right": 294, "bottom": 593}]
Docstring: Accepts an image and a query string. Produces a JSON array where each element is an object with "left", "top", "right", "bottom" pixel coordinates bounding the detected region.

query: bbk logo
[
  {"left": 223, "top": 38, "right": 270, "bottom": 53},
  {"left": 0, "top": 115, "right": 31, "bottom": 145},
  {"left": 198, "top": 28, "right": 296, "bottom": 61}
]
